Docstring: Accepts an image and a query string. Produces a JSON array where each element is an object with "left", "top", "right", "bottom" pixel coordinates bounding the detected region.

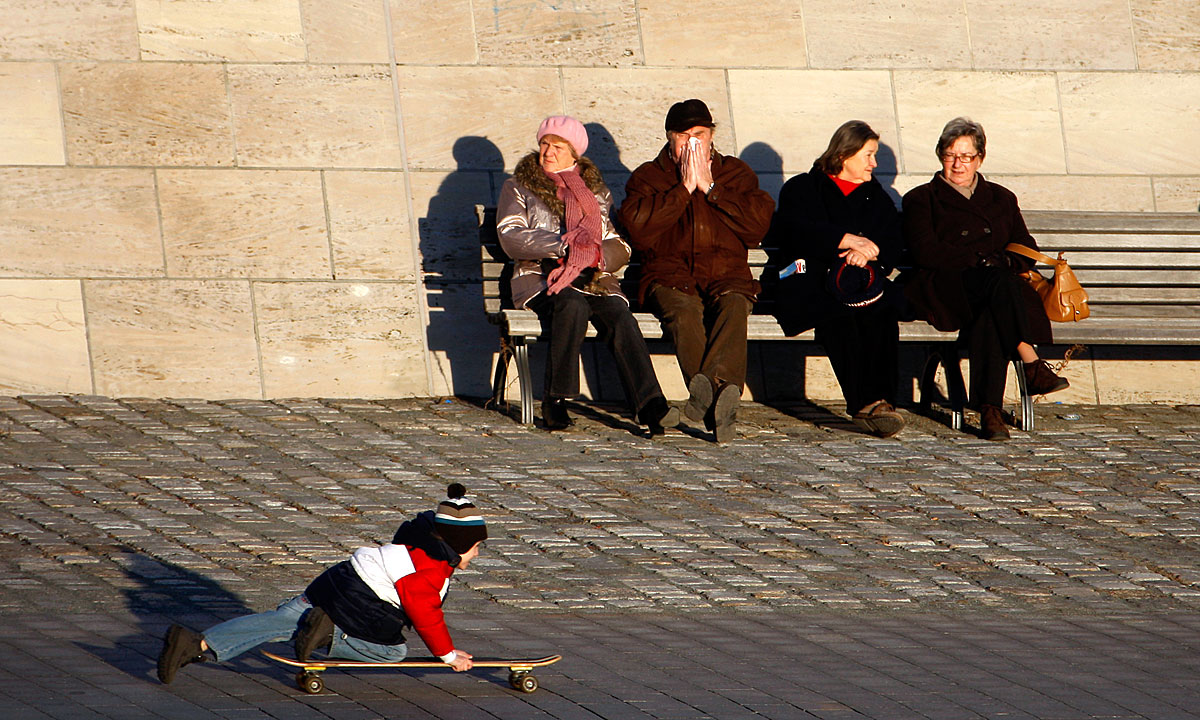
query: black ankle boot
[
  {"left": 638, "top": 397, "right": 680, "bottom": 436},
  {"left": 542, "top": 398, "right": 572, "bottom": 430}
]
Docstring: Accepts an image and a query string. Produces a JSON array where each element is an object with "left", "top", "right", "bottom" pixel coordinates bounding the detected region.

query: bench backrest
[{"left": 480, "top": 205, "right": 1200, "bottom": 319}]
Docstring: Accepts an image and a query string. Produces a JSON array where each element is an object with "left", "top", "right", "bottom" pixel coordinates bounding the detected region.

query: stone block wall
[{"left": 0, "top": 1, "right": 1197, "bottom": 402}]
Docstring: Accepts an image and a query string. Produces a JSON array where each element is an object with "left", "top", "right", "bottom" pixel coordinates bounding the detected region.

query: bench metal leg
[
  {"left": 491, "top": 337, "right": 512, "bottom": 410},
  {"left": 1013, "top": 359, "right": 1034, "bottom": 432},
  {"left": 513, "top": 340, "right": 534, "bottom": 426}
]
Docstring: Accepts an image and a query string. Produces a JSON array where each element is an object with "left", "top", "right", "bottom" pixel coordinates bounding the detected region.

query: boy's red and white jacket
[
  {"left": 349, "top": 542, "right": 455, "bottom": 660},
  {"left": 305, "top": 511, "right": 459, "bottom": 661}
]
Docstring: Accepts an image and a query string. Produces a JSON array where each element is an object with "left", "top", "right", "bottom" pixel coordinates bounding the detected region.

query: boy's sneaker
[{"left": 157, "top": 625, "right": 205, "bottom": 684}]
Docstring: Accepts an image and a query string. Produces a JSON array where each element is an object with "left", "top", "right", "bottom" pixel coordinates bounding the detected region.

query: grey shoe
[
  {"left": 684, "top": 374, "right": 714, "bottom": 423},
  {"left": 710, "top": 383, "right": 740, "bottom": 444}
]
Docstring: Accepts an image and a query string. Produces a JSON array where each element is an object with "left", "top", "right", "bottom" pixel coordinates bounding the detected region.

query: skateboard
[{"left": 262, "top": 650, "right": 562, "bottom": 694}]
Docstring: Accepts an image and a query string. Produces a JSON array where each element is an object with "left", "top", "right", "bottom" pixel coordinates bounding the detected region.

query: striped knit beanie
[{"left": 434, "top": 483, "right": 487, "bottom": 554}]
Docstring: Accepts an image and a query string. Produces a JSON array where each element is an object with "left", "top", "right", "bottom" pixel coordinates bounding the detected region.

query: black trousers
[
  {"left": 814, "top": 301, "right": 899, "bottom": 416},
  {"left": 959, "top": 267, "right": 1037, "bottom": 407},
  {"left": 527, "top": 288, "right": 664, "bottom": 414},
  {"left": 645, "top": 285, "right": 753, "bottom": 390}
]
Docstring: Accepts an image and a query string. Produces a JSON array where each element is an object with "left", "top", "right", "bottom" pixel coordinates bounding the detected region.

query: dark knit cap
[
  {"left": 665, "top": 99, "right": 715, "bottom": 133},
  {"left": 434, "top": 483, "right": 487, "bottom": 554}
]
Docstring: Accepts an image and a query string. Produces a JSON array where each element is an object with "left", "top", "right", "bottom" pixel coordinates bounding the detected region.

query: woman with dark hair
[
  {"left": 496, "top": 116, "right": 678, "bottom": 434},
  {"left": 772, "top": 120, "right": 906, "bottom": 437},
  {"left": 903, "top": 117, "right": 1068, "bottom": 441}
]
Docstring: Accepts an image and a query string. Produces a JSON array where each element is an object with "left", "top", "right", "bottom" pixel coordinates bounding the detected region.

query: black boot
[
  {"left": 541, "top": 398, "right": 573, "bottom": 431},
  {"left": 294, "top": 606, "right": 334, "bottom": 661},
  {"left": 638, "top": 397, "right": 680, "bottom": 436},
  {"left": 157, "top": 624, "right": 206, "bottom": 684}
]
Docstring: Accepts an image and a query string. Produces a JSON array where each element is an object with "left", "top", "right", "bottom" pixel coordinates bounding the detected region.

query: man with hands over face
[{"left": 619, "top": 100, "right": 774, "bottom": 444}]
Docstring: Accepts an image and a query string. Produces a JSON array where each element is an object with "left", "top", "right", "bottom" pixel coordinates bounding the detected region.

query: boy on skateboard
[{"left": 157, "top": 483, "right": 487, "bottom": 683}]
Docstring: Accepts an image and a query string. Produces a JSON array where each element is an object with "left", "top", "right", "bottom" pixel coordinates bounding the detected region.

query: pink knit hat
[{"left": 536, "top": 115, "right": 588, "bottom": 156}]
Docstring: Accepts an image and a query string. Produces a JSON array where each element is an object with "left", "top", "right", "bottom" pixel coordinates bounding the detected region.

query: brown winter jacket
[
  {"left": 902, "top": 172, "right": 1050, "bottom": 343},
  {"left": 619, "top": 145, "right": 774, "bottom": 303}
]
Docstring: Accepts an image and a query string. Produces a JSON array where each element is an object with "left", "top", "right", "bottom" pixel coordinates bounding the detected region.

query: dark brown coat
[
  {"left": 902, "top": 173, "right": 1051, "bottom": 343},
  {"left": 619, "top": 145, "right": 774, "bottom": 303}
]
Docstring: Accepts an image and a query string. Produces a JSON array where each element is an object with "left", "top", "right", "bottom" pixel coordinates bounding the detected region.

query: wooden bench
[{"left": 479, "top": 205, "right": 1200, "bottom": 430}]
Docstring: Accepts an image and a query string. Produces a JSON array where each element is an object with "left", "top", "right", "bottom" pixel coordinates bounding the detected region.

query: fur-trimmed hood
[{"left": 513, "top": 152, "right": 608, "bottom": 218}]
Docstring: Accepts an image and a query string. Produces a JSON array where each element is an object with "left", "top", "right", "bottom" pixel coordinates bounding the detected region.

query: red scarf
[{"left": 545, "top": 166, "right": 604, "bottom": 295}]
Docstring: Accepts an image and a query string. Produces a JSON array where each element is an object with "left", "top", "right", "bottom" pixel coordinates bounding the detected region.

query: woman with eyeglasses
[{"left": 902, "top": 117, "right": 1068, "bottom": 441}]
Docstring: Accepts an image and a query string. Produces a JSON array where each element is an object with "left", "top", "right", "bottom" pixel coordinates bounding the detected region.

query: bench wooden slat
[
  {"left": 1033, "top": 251, "right": 1200, "bottom": 267},
  {"left": 1036, "top": 233, "right": 1200, "bottom": 250},
  {"left": 1025, "top": 211, "right": 1200, "bottom": 234}
]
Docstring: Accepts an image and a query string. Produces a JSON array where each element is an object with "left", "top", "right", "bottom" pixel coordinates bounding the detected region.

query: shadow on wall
[
  {"left": 875, "top": 141, "right": 901, "bottom": 208},
  {"left": 740, "top": 141, "right": 784, "bottom": 200},
  {"left": 421, "top": 136, "right": 508, "bottom": 399}
]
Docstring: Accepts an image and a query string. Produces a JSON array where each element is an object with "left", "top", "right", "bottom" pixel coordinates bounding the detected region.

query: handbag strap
[{"left": 1005, "top": 242, "right": 1058, "bottom": 265}]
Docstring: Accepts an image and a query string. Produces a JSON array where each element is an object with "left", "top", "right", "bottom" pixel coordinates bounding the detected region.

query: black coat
[
  {"left": 770, "top": 167, "right": 903, "bottom": 335},
  {"left": 901, "top": 173, "right": 1050, "bottom": 343}
]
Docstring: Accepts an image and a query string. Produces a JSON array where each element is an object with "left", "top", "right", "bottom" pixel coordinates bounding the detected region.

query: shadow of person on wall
[
  {"left": 420, "top": 136, "right": 509, "bottom": 402},
  {"left": 874, "top": 141, "right": 901, "bottom": 208}
]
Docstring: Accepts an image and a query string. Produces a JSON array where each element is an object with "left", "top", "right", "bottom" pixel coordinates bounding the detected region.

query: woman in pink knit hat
[{"left": 496, "top": 116, "right": 678, "bottom": 434}]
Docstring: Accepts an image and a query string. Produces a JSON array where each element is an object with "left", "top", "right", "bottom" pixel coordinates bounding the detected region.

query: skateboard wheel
[
  {"left": 298, "top": 671, "right": 324, "bottom": 694},
  {"left": 509, "top": 671, "right": 538, "bottom": 693}
]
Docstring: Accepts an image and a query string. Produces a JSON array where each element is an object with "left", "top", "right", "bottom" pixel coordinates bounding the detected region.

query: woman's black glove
[{"left": 976, "top": 250, "right": 1019, "bottom": 271}]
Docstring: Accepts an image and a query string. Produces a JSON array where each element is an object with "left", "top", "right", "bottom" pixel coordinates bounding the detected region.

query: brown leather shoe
[
  {"left": 851, "top": 400, "right": 905, "bottom": 438},
  {"left": 980, "top": 404, "right": 1010, "bottom": 441},
  {"left": 1024, "top": 359, "right": 1069, "bottom": 396}
]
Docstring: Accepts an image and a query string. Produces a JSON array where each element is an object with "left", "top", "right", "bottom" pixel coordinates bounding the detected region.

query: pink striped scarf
[{"left": 545, "top": 166, "right": 604, "bottom": 295}]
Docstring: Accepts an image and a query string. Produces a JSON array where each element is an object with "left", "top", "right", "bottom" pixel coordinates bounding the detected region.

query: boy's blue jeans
[{"left": 202, "top": 594, "right": 410, "bottom": 663}]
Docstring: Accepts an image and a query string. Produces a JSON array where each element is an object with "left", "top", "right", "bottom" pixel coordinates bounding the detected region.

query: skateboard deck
[{"left": 262, "top": 650, "right": 561, "bottom": 694}]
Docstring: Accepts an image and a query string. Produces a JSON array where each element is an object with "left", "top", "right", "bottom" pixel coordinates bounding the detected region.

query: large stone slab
[
  {"left": 1132, "top": 0, "right": 1200, "bottom": 70},
  {"left": 729, "top": 70, "right": 897, "bottom": 176},
  {"left": 0, "top": 280, "right": 91, "bottom": 395},
  {"left": 1059, "top": 73, "right": 1200, "bottom": 175},
  {"left": 968, "top": 0, "right": 1137, "bottom": 69},
  {"left": 473, "top": 0, "right": 639, "bottom": 66},
  {"left": 157, "top": 169, "right": 330, "bottom": 279},
  {"left": 1152, "top": 178, "right": 1200, "bottom": 213},
  {"left": 135, "top": 0, "right": 305, "bottom": 61},
  {"left": 985, "top": 175, "right": 1155, "bottom": 212},
  {"left": 409, "top": 170, "right": 495, "bottom": 284},
  {"left": 639, "top": 0, "right": 804, "bottom": 67},
  {"left": 255, "top": 281, "right": 428, "bottom": 398},
  {"left": 301, "top": 0, "right": 390, "bottom": 63},
  {"left": 804, "top": 0, "right": 971, "bottom": 68},
  {"left": 390, "top": 0, "right": 477, "bottom": 64},
  {"left": 0, "top": 64, "right": 65, "bottom": 165},
  {"left": 0, "top": 168, "right": 162, "bottom": 277},
  {"left": 229, "top": 64, "right": 402, "bottom": 168},
  {"left": 396, "top": 66, "right": 562, "bottom": 171},
  {"left": 895, "top": 71, "right": 1065, "bottom": 176},
  {"left": 325, "top": 170, "right": 416, "bottom": 281},
  {"left": 561, "top": 68, "right": 731, "bottom": 174},
  {"left": 0, "top": 0, "right": 137, "bottom": 60},
  {"left": 86, "top": 279, "right": 261, "bottom": 398},
  {"left": 60, "top": 62, "right": 234, "bottom": 167}
]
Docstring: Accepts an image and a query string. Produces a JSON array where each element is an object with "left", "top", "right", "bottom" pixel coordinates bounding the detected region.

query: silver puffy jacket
[{"left": 496, "top": 176, "right": 631, "bottom": 309}]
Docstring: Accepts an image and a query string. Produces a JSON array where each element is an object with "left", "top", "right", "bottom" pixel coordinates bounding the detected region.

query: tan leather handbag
[{"left": 1005, "top": 243, "right": 1090, "bottom": 322}]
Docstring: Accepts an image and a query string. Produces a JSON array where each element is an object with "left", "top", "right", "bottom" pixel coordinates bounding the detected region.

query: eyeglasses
[{"left": 941, "top": 152, "right": 980, "bottom": 164}]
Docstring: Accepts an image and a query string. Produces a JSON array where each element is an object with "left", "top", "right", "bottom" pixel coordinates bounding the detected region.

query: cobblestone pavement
[{"left": 1, "top": 395, "right": 1199, "bottom": 718}]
